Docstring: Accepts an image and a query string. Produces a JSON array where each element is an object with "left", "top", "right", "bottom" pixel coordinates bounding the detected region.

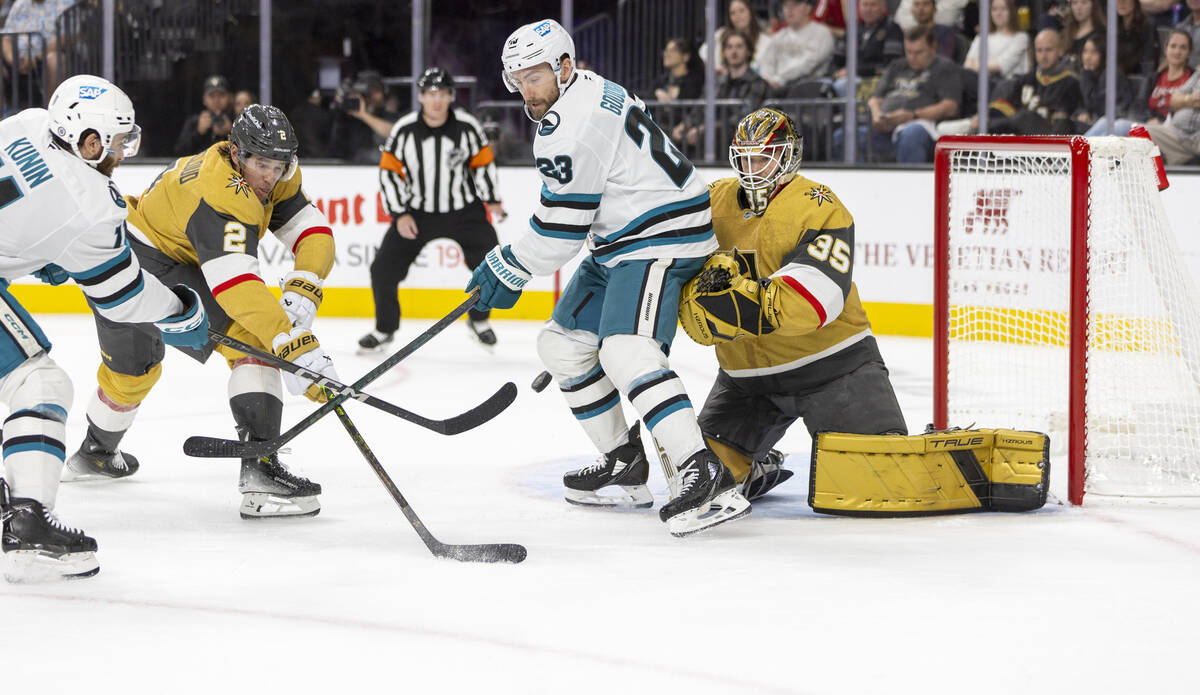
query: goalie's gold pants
[{"left": 699, "top": 353, "right": 906, "bottom": 482}]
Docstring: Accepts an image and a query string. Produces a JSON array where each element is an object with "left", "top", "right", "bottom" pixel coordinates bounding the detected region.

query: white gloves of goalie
[
  {"left": 273, "top": 327, "right": 340, "bottom": 400},
  {"left": 280, "top": 270, "right": 323, "bottom": 329}
]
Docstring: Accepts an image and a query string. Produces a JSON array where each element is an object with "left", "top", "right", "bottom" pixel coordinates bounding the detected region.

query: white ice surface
[{"left": 1, "top": 316, "right": 1198, "bottom": 694}]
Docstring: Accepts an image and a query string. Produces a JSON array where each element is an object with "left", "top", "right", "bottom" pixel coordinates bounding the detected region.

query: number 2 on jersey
[
  {"left": 223, "top": 221, "right": 247, "bottom": 253},
  {"left": 624, "top": 106, "right": 693, "bottom": 188}
]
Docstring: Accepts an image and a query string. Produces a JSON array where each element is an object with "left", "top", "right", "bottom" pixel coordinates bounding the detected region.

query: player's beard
[
  {"left": 525, "top": 84, "right": 560, "bottom": 120},
  {"left": 96, "top": 153, "right": 120, "bottom": 178}
]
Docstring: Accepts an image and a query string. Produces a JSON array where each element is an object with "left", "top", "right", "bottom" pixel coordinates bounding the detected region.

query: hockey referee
[{"left": 360, "top": 67, "right": 507, "bottom": 352}]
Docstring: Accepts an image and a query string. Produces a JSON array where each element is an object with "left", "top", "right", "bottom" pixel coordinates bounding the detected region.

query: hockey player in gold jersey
[
  {"left": 63, "top": 105, "right": 340, "bottom": 519},
  {"left": 679, "top": 107, "right": 908, "bottom": 500}
]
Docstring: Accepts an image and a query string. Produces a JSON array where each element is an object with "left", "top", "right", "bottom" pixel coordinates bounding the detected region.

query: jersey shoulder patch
[{"left": 198, "top": 144, "right": 263, "bottom": 223}]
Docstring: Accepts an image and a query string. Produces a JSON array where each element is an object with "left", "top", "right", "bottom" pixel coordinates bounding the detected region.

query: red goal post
[{"left": 933, "top": 135, "right": 1200, "bottom": 505}]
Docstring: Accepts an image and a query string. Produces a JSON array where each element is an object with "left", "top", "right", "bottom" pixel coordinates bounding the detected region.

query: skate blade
[
  {"left": 565, "top": 484, "right": 653, "bottom": 509},
  {"left": 466, "top": 326, "right": 497, "bottom": 353},
  {"left": 239, "top": 493, "right": 321, "bottom": 519},
  {"left": 356, "top": 345, "right": 388, "bottom": 356},
  {"left": 4, "top": 550, "right": 99, "bottom": 583},
  {"left": 60, "top": 465, "right": 133, "bottom": 483},
  {"left": 666, "top": 488, "right": 751, "bottom": 537}
]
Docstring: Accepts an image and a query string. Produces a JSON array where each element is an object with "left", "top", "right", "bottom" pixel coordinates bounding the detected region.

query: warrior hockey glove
[
  {"left": 155, "top": 284, "right": 210, "bottom": 350},
  {"left": 272, "top": 327, "right": 340, "bottom": 402},
  {"left": 467, "top": 245, "right": 530, "bottom": 311},
  {"left": 678, "top": 253, "right": 780, "bottom": 346},
  {"left": 280, "top": 270, "right": 323, "bottom": 329},
  {"left": 33, "top": 263, "right": 69, "bottom": 286}
]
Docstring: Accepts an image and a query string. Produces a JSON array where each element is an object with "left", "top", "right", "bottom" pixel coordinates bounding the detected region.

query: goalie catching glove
[
  {"left": 679, "top": 252, "right": 780, "bottom": 345},
  {"left": 280, "top": 270, "right": 323, "bottom": 329},
  {"left": 272, "top": 327, "right": 340, "bottom": 402}
]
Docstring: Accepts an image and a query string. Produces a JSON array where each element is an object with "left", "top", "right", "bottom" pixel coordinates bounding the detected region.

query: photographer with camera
[
  {"left": 328, "top": 69, "right": 400, "bottom": 163},
  {"left": 174, "top": 75, "right": 236, "bottom": 156}
]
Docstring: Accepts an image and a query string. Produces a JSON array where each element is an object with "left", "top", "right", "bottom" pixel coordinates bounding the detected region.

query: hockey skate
[
  {"left": 659, "top": 449, "right": 751, "bottom": 537},
  {"left": 563, "top": 423, "right": 653, "bottom": 508},
  {"left": 62, "top": 432, "right": 140, "bottom": 481},
  {"left": 1, "top": 483, "right": 99, "bottom": 582},
  {"left": 238, "top": 452, "right": 321, "bottom": 519},
  {"left": 741, "top": 449, "right": 793, "bottom": 501},
  {"left": 466, "top": 319, "right": 498, "bottom": 351},
  {"left": 357, "top": 330, "right": 394, "bottom": 354}
]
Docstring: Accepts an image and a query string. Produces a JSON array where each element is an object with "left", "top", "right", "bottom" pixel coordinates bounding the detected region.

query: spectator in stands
[
  {"left": 1176, "top": 0, "right": 1200, "bottom": 67},
  {"left": 988, "top": 28, "right": 1083, "bottom": 134},
  {"left": 812, "top": 0, "right": 847, "bottom": 38},
  {"left": 699, "top": 0, "right": 772, "bottom": 73},
  {"left": 1074, "top": 36, "right": 1136, "bottom": 134},
  {"left": 908, "top": 0, "right": 965, "bottom": 61},
  {"left": 1143, "top": 67, "right": 1200, "bottom": 163},
  {"left": 894, "top": 0, "right": 970, "bottom": 32},
  {"left": 963, "top": 0, "right": 1032, "bottom": 80},
  {"left": 173, "top": 75, "right": 234, "bottom": 156},
  {"left": 654, "top": 37, "right": 705, "bottom": 103},
  {"left": 1062, "top": 0, "right": 1105, "bottom": 67},
  {"left": 1, "top": 0, "right": 74, "bottom": 94},
  {"left": 835, "top": 26, "right": 962, "bottom": 162},
  {"left": 1141, "top": 0, "right": 1176, "bottom": 30},
  {"left": 289, "top": 88, "right": 331, "bottom": 159},
  {"left": 832, "top": 0, "right": 904, "bottom": 96},
  {"left": 757, "top": 0, "right": 836, "bottom": 94},
  {"left": 671, "top": 30, "right": 769, "bottom": 153},
  {"left": 234, "top": 89, "right": 256, "bottom": 116},
  {"left": 328, "top": 69, "right": 400, "bottom": 163},
  {"left": 1117, "top": 0, "right": 1160, "bottom": 76},
  {"left": 1144, "top": 29, "right": 1196, "bottom": 123}
]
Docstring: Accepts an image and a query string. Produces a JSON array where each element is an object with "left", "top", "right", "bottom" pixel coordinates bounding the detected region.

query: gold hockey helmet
[{"left": 728, "top": 107, "right": 803, "bottom": 215}]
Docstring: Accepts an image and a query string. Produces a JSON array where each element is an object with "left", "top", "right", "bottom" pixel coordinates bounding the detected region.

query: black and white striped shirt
[{"left": 378, "top": 107, "right": 500, "bottom": 216}]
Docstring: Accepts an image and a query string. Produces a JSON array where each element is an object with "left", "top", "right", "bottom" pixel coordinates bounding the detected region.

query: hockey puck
[{"left": 531, "top": 371, "right": 552, "bottom": 393}]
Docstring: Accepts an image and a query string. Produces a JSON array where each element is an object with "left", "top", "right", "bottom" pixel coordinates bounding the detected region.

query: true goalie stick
[
  {"left": 184, "top": 289, "right": 514, "bottom": 458},
  {"left": 331, "top": 392, "right": 527, "bottom": 564}
]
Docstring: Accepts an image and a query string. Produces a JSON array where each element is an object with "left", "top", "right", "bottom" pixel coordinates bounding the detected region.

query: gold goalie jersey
[
  {"left": 706, "top": 175, "right": 878, "bottom": 385},
  {"left": 125, "top": 143, "right": 334, "bottom": 349}
]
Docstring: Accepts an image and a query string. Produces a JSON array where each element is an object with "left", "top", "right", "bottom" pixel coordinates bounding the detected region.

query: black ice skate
[
  {"left": 238, "top": 452, "right": 322, "bottom": 519},
  {"left": 1, "top": 483, "right": 99, "bottom": 582},
  {"left": 741, "top": 449, "right": 794, "bottom": 501},
  {"left": 62, "top": 431, "right": 140, "bottom": 482},
  {"left": 659, "top": 449, "right": 751, "bottom": 537},
  {"left": 563, "top": 423, "right": 653, "bottom": 508},
  {"left": 357, "top": 330, "right": 394, "bottom": 354},
  {"left": 466, "top": 319, "right": 498, "bottom": 351}
]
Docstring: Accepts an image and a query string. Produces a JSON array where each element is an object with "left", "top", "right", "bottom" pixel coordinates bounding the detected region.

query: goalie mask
[{"left": 729, "top": 108, "right": 803, "bottom": 216}]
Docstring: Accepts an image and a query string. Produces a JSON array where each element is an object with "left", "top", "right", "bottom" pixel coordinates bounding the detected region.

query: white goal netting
[{"left": 943, "top": 136, "right": 1200, "bottom": 498}]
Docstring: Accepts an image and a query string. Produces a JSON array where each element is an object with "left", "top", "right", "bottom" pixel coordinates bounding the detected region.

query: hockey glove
[
  {"left": 272, "top": 327, "right": 340, "bottom": 403},
  {"left": 155, "top": 285, "right": 210, "bottom": 351},
  {"left": 678, "top": 253, "right": 779, "bottom": 346},
  {"left": 33, "top": 263, "right": 69, "bottom": 286},
  {"left": 467, "top": 245, "right": 530, "bottom": 311},
  {"left": 280, "top": 270, "right": 323, "bottom": 329}
]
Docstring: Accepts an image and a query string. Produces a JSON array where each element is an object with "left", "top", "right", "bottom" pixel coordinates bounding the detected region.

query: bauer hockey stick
[
  {"left": 331, "top": 392, "right": 527, "bottom": 564},
  {"left": 202, "top": 328, "right": 515, "bottom": 435},
  {"left": 184, "top": 289, "right": 514, "bottom": 458}
]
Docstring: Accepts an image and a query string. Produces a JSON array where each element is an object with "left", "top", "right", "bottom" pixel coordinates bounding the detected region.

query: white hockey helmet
[
  {"left": 500, "top": 18, "right": 575, "bottom": 92},
  {"left": 47, "top": 74, "right": 141, "bottom": 165}
]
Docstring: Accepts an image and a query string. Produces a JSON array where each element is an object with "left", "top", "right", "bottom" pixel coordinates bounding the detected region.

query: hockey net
[{"left": 934, "top": 135, "right": 1200, "bottom": 504}]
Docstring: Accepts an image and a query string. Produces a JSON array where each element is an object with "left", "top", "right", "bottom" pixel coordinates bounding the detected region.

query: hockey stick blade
[
  {"left": 431, "top": 542, "right": 528, "bottom": 564},
  {"left": 331, "top": 393, "right": 526, "bottom": 564},
  {"left": 183, "top": 381, "right": 517, "bottom": 458}
]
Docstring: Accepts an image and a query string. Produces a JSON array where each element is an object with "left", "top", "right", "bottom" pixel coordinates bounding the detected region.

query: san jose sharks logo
[
  {"left": 226, "top": 173, "right": 251, "bottom": 198},
  {"left": 806, "top": 185, "right": 833, "bottom": 207}
]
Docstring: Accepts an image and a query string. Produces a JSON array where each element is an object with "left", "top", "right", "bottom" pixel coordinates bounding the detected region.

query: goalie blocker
[{"left": 809, "top": 428, "right": 1049, "bottom": 516}]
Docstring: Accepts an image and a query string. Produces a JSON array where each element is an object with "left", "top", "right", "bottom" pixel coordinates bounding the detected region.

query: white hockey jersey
[
  {"left": 510, "top": 70, "right": 717, "bottom": 274},
  {"left": 0, "top": 109, "right": 181, "bottom": 324}
]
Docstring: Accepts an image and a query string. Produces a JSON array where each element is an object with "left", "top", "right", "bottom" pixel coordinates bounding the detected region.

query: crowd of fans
[{"left": 648, "top": 0, "right": 1200, "bottom": 164}]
